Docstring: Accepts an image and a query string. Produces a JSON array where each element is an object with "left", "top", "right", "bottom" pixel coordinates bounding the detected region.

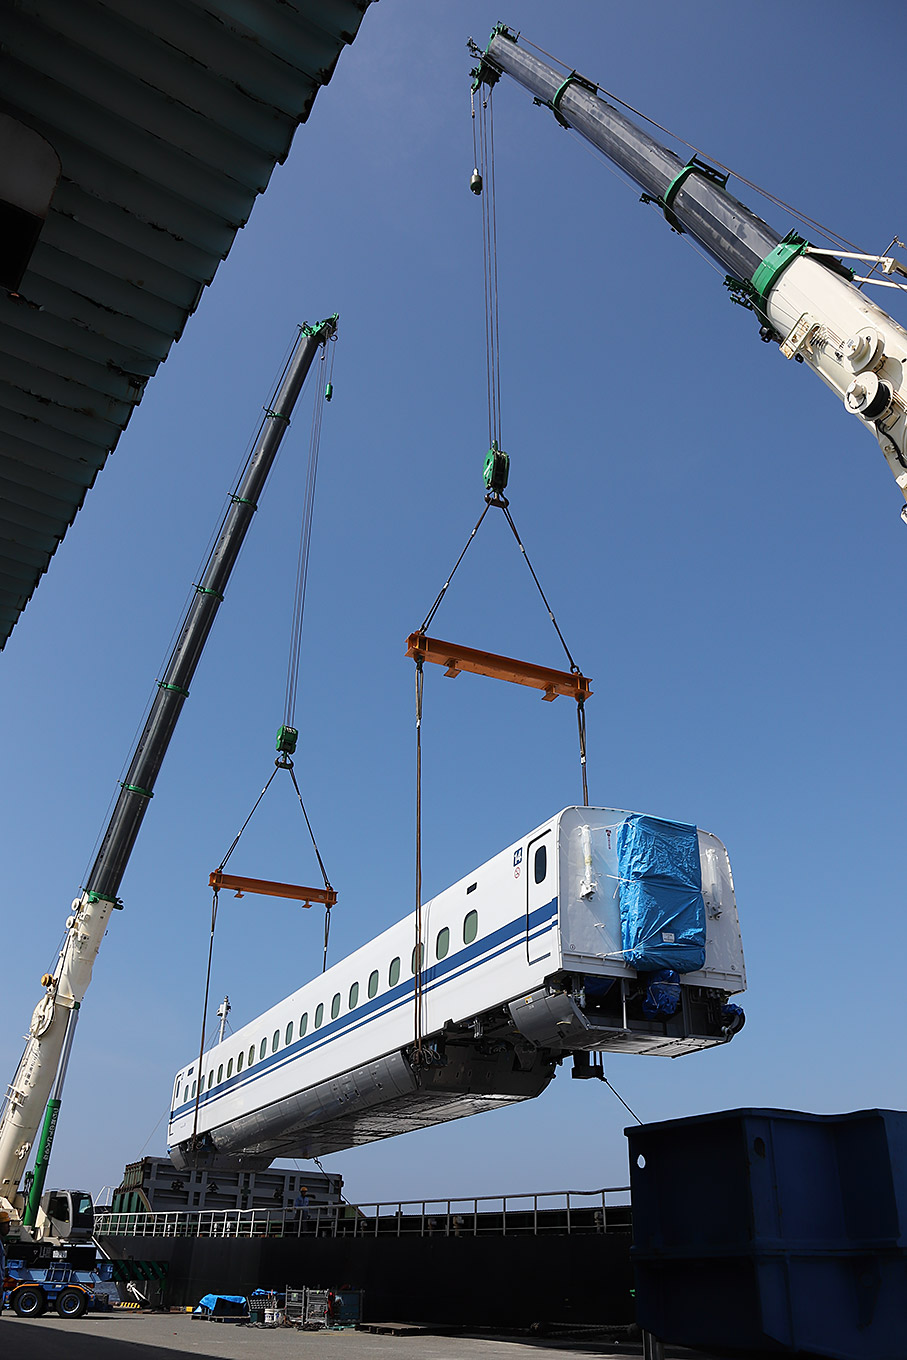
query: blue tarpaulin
[
  {"left": 194, "top": 1294, "right": 248, "bottom": 1316},
  {"left": 616, "top": 815, "right": 706, "bottom": 973}
]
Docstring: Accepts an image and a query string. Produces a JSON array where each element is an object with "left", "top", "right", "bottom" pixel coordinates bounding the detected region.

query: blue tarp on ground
[
  {"left": 616, "top": 815, "right": 706, "bottom": 973},
  {"left": 194, "top": 1294, "right": 248, "bottom": 1316}
]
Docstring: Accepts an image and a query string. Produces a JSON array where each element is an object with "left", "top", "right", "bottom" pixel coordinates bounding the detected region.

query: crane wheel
[
  {"left": 12, "top": 1285, "right": 47, "bottom": 1317},
  {"left": 56, "top": 1287, "right": 89, "bottom": 1319}
]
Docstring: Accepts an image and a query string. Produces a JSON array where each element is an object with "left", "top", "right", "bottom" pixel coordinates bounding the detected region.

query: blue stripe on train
[{"left": 170, "top": 897, "right": 557, "bottom": 1123}]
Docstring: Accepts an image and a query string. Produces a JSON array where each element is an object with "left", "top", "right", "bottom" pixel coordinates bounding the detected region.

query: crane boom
[
  {"left": 472, "top": 26, "right": 907, "bottom": 516},
  {"left": 0, "top": 317, "right": 337, "bottom": 1218}
]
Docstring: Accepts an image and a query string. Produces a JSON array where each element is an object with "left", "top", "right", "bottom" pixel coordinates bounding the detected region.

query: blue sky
[{"left": 2, "top": 0, "right": 906, "bottom": 1206}]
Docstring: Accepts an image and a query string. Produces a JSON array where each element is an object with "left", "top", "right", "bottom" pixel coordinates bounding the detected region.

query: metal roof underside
[{"left": 0, "top": 0, "right": 373, "bottom": 649}]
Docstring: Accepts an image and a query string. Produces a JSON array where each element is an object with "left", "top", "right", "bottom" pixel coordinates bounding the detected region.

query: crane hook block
[
  {"left": 483, "top": 443, "right": 510, "bottom": 494},
  {"left": 276, "top": 724, "right": 298, "bottom": 755},
  {"left": 470, "top": 168, "right": 483, "bottom": 194}
]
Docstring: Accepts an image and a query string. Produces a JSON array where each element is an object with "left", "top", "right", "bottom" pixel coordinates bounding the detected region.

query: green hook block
[
  {"left": 483, "top": 442, "right": 510, "bottom": 494},
  {"left": 276, "top": 725, "right": 298, "bottom": 755}
]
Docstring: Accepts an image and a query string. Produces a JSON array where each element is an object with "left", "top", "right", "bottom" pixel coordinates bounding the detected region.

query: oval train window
[
  {"left": 285, "top": 1021, "right": 294, "bottom": 1046},
  {"left": 248, "top": 1045, "right": 255, "bottom": 1067},
  {"left": 463, "top": 909, "right": 478, "bottom": 945},
  {"left": 227, "top": 1059, "right": 233, "bottom": 1079},
  {"left": 534, "top": 845, "right": 547, "bottom": 883},
  {"left": 259, "top": 1038, "right": 267, "bottom": 1060},
  {"left": 349, "top": 981, "right": 359, "bottom": 1009},
  {"left": 331, "top": 993, "right": 341, "bottom": 1019},
  {"left": 300, "top": 1012, "right": 308, "bottom": 1036},
  {"left": 389, "top": 957, "right": 401, "bottom": 987},
  {"left": 237, "top": 1051, "right": 244, "bottom": 1073},
  {"left": 436, "top": 927, "right": 449, "bottom": 960},
  {"left": 411, "top": 943, "right": 423, "bottom": 974},
  {"left": 217, "top": 1064, "right": 223, "bottom": 1083},
  {"left": 368, "top": 970, "right": 379, "bottom": 998},
  {"left": 315, "top": 1003, "right": 324, "bottom": 1029}
]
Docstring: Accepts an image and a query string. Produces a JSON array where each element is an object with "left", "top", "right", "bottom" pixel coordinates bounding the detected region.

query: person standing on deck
[{"left": 294, "top": 1187, "right": 310, "bottom": 1231}]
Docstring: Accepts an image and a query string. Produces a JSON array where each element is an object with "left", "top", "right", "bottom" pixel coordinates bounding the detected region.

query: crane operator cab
[{"left": 35, "top": 1190, "right": 94, "bottom": 1243}]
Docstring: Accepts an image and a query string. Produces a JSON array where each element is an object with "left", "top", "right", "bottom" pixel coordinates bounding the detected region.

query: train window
[
  {"left": 248, "top": 1044, "right": 255, "bottom": 1067},
  {"left": 389, "top": 957, "right": 401, "bottom": 987},
  {"left": 300, "top": 1012, "right": 308, "bottom": 1036},
  {"left": 331, "top": 992, "right": 341, "bottom": 1020},
  {"left": 436, "top": 927, "right": 449, "bottom": 960},
  {"left": 368, "top": 970, "right": 379, "bottom": 999},
  {"left": 285, "top": 1021, "right": 294, "bottom": 1046},
  {"left": 315, "top": 1003, "right": 324, "bottom": 1029},
  {"left": 217, "top": 1064, "right": 223, "bottom": 1084},
  {"left": 259, "top": 1038, "right": 267, "bottom": 1061},
  {"left": 464, "top": 909, "right": 478, "bottom": 944},
  {"left": 207, "top": 1071, "right": 214, "bottom": 1090},
  {"left": 191, "top": 1080, "right": 196, "bottom": 1099},
  {"left": 272, "top": 1030, "right": 280, "bottom": 1053},
  {"left": 534, "top": 845, "right": 547, "bottom": 883},
  {"left": 411, "top": 943, "right": 423, "bottom": 974},
  {"left": 227, "top": 1059, "right": 233, "bottom": 1079},
  {"left": 237, "top": 1051, "right": 244, "bottom": 1073},
  {"left": 349, "top": 981, "right": 359, "bottom": 1010}
]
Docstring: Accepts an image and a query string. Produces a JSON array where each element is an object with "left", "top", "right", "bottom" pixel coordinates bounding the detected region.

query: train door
[{"left": 525, "top": 829, "right": 554, "bottom": 965}]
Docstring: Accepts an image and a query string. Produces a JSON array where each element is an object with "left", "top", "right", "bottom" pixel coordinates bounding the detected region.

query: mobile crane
[
  {"left": 0, "top": 318, "right": 336, "bottom": 1311},
  {"left": 470, "top": 26, "right": 907, "bottom": 518}
]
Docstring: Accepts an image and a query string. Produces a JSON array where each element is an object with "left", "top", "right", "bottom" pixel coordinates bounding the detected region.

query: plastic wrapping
[{"left": 616, "top": 815, "right": 706, "bottom": 972}]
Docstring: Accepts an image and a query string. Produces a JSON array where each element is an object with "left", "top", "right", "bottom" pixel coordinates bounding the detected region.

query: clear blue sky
[{"left": 2, "top": 0, "right": 906, "bottom": 1206}]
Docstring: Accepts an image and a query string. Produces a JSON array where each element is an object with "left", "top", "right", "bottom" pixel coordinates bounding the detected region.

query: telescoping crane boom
[
  {"left": 0, "top": 317, "right": 337, "bottom": 1238},
  {"left": 471, "top": 27, "right": 907, "bottom": 519}
]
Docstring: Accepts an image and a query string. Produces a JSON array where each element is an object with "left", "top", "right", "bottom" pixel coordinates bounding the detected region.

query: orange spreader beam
[
  {"left": 209, "top": 870, "right": 337, "bottom": 908},
  {"left": 405, "top": 631, "right": 592, "bottom": 703}
]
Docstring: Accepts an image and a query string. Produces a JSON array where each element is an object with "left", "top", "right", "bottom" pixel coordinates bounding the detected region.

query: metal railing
[{"left": 95, "top": 1185, "right": 630, "bottom": 1240}]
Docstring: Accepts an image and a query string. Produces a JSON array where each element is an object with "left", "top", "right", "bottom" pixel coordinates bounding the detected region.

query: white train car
[{"left": 168, "top": 807, "right": 745, "bottom": 1170}]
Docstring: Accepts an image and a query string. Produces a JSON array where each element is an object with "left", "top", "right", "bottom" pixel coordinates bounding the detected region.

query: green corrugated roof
[{"left": 0, "top": 0, "right": 373, "bottom": 649}]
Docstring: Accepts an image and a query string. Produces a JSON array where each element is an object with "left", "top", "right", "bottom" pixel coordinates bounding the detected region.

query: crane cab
[{"left": 35, "top": 1189, "right": 94, "bottom": 1243}]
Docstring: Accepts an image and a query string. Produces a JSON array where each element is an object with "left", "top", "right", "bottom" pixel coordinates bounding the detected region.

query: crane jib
[
  {"left": 478, "top": 28, "right": 782, "bottom": 286},
  {"left": 473, "top": 27, "right": 907, "bottom": 518},
  {"left": 0, "top": 315, "right": 337, "bottom": 1218}
]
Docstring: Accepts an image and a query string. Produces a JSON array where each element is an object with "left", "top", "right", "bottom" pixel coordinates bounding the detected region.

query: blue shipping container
[{"left": 627, "top": 1107, "right": 907, "bottom": 1359}]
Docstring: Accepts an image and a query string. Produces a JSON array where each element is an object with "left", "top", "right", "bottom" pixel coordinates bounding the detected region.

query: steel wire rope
[
  {"left": 488, "top": 87, "right": 504, "bottom": 444},
  {"left": 190, "top": 885, "right": 220, "bottom": 1149},
  {"left": 412, "top": 658, "right": 426, "bottom": 1067},
  {"left": 500, "top": 504, "right": 578, "bottom": 672},
  {"left": 419, "top": 501, "right": 493, "bottom": 634},
  {"left": 500, "top": 503, "right": 589, "bottom": 806},
  {"left": 603, "top": 1076, "right": 642, "bottom": 1125},
  {"left": 477, "top": 86, "right": 503, "bottom": 446},
  {"left": 284, "top": 339, "right": 336, "bottom": 728}
]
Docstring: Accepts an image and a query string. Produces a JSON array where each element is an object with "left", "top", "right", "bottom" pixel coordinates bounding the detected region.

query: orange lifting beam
[
  {"left": 406, "top": 631, "right": 592, "bottom": 703},
  {"left": 209, "top": 870, "right": 337, "bottom": 908}
]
